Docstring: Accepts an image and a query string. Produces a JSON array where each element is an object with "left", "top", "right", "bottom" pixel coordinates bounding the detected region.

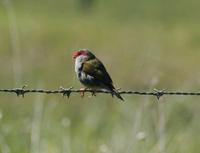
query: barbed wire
[{"left": 1, "top": 85, "right": 200, "bottom": 100}]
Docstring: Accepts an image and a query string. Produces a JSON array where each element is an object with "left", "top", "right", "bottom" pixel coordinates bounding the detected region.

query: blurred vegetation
[{"left": 0, "top": 0, "right": 200, "bottom": 153}]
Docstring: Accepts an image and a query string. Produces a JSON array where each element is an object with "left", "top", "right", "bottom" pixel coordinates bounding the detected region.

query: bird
[{"left": 72, "top": 49, "right": 124, "bottom": 101}]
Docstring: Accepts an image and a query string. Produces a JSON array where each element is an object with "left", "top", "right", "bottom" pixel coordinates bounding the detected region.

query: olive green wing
[{"left": 82, "top": 59, "right": 113, "bottom": 85}]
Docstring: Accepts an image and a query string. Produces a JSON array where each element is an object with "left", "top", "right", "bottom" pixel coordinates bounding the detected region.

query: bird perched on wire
[{"left": 72, "top": 49, "right": 124, "bottom": 101}]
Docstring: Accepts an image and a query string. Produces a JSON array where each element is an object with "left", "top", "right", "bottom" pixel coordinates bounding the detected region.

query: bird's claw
[
  {"left": 91, "top": 91, "right": 96, "bottom": 96},
  {"left": 111, "top": 92, "right": 114, "bottom": 97},
  {"left": 80, "top": 88, "right": 86, "bottom": 98}
]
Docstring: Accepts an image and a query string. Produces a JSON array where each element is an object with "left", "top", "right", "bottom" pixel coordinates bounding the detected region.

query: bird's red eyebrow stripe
[
  {"left": 72, "top": 51, "right": 79, "bottom": 58},
  {"left": 72, "top": 50, "right": 87, "bottom": 58},
  {"left": 79, "top": 50, "right": 88, "bottom": 56}
]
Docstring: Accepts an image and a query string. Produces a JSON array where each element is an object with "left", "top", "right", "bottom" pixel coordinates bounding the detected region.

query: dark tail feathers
[{"left": 112, "top": 89, "right": 124, "bottom": 101}]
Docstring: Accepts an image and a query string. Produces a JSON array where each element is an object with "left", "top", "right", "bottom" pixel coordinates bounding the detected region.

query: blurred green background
[{"left": 1, "top": 0, "right": 200, "bottom": 152}]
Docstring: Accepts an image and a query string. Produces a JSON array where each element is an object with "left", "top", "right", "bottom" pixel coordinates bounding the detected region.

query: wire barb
[
  {"left": 60, "top": 86, "right": 73, "bottom": 98},
  {"left": 153, "top": 88, "right": 165, "bottom": 100},
  {"left": 14, "top": 85, "right": 27, "bottom": 97}
]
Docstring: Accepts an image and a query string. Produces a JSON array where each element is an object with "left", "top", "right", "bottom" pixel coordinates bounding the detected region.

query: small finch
[{"left": 72, "top": 49, "right": 124, "bottom": 101}]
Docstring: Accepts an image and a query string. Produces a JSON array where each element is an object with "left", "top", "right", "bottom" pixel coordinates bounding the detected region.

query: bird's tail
[{"left": 112, "top": 89, "right": 124, "bottom": 101}]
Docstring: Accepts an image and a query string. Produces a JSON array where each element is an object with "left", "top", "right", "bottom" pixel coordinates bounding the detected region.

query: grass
[{"left": 0, "top": 0, "right": 200, "bottom": 152}]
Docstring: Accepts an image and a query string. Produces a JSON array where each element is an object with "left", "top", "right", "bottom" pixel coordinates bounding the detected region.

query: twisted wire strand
[{"left": 1, "top": 86, "right": 200, "bottom": 99}]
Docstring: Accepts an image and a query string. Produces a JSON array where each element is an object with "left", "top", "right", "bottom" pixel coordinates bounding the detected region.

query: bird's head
[{"left": 72, "top": 49, "right": 95, "bottom": 61}]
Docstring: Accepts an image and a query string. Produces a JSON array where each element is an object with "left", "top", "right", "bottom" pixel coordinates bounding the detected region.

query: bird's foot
[
  {"left": 91, "top": 90, "right": 96, "bottom": 96},
  {"left": 111, "top": 92, "right": 114, "bottom": 97},
  {"left": 80, "top": 88, "right": 87, "bottom": 97}
]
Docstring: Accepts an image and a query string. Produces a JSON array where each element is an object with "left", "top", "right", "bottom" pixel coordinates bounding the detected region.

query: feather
[
  {"left": 82, "top": 59, "right": 113, "bottom": 85},
  {"left": 82, "top": 59, "right": 124, "bottom": 101}
]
